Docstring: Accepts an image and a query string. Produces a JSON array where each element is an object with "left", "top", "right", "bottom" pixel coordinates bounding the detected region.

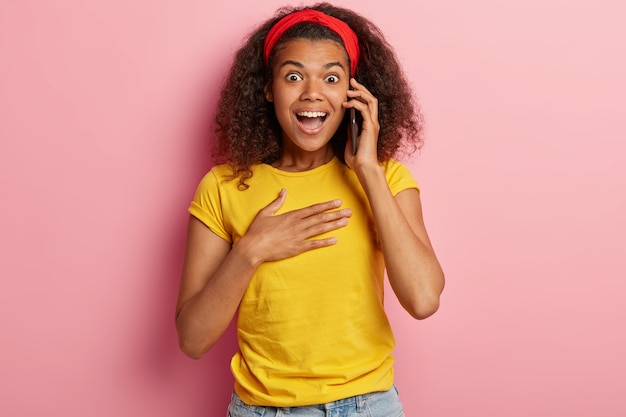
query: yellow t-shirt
[{"left": 189, "top": 157, "right": 419, "bottom": 406}]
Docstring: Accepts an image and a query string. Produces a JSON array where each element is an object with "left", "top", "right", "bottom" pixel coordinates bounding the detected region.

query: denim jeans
[{"left": 226, "top": 386, "right": 405, "bottom": 417}]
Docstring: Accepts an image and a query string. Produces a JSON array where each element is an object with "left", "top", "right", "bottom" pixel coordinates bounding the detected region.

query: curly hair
[{"left": 213, "top": 2, "right": 424, "bottom": 189}]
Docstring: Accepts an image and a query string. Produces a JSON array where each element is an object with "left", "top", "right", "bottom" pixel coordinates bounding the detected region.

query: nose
[{"left": 300, "top": 79, "right": 323, "bottom": 101}]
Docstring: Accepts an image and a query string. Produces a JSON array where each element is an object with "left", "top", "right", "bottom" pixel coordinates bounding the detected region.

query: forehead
[{"left": 272, "top": 39, "right": 349, "bottom": 69}]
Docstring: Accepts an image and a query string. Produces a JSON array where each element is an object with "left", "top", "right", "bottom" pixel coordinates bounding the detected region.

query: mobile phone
[{"left": 349, "top": 107, "right": 359, "bottom": 154}]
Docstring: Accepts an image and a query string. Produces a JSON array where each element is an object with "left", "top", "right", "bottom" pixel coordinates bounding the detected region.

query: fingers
[
  {"left": 346, "top": 78, "right": 379, "bottom": 122},
  {"left": 263, "top": 190, "right": 341, "bottom": 219},
  {"left": 303, "top": 208, "right": 351, "bottom": 236},
  {"left": 301, "top": 235, "right": 339, "bottom": 250},
  {"left": 280, "top": 197, "right": 352, "bottom": 246},
  {"left": 245, "top": 192, "right": 353, "bottom": 263},
  {"left": 293, "top": 209, "right": 350, "bottom": 252},
  {"left": 288, "top": 199, "right": 351, "bottom": 235},
  {"left": 293, "top": 198, "right": 343, "bottom": 219},
  {"left": 344, "top": 79, "right": 380, "bottom": 164}
]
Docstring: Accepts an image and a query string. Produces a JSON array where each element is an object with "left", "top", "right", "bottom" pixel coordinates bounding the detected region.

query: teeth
[{"left": 297, "top": 111, "right": 327, "bottom": 118}]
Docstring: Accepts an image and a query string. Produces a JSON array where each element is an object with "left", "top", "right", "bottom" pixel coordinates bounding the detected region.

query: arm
[
  {"left": 175, "top": 189, "right": 352, "bottom": 359},
  {"left": 175, "top": 216, "right": 256, "bottom": 359},
  {"left": 356, "top": 167, "right": 444, "bottom": 319},
  {"left": 345, "top": 78, "right": 445, "bottom": 319}
]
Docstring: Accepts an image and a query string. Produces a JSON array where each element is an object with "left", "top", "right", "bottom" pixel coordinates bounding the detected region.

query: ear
[{"left": 264, "top": 82, "right": 274, "bottom": 102}]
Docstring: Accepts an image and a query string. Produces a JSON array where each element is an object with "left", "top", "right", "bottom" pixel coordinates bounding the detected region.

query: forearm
[
  {"left": 356, "top": 164, "right": 445, "bottom": 319},
  {"left": 176, "top": 240, "right": 259, "bottom": 359}
]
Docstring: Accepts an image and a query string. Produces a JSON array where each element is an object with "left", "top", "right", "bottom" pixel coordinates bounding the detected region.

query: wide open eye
[
  {"left": 286, "top": 72, "right": 303, "bottom": 82},
  {"left": 325, "top": 74, "right": 340, "bottom": 83}
]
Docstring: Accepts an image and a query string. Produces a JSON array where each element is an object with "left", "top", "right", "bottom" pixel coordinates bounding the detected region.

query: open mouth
[{"left": 296, "top": 111, "right": 327, "bottom": 130}]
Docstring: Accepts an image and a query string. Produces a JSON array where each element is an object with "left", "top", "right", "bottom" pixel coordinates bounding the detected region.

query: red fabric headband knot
[{"left": 263, "top": 9, "right": 360, "bottom": 77}]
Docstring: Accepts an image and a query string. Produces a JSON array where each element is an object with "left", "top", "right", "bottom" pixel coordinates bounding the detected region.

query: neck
[{"left": 272, "top": 146, "right": 335, "bottom": 172}]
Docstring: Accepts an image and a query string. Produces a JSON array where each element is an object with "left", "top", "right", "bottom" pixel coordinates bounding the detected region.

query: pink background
[{"left": 1, "top": 0, "right": 625, "bottom": 416}]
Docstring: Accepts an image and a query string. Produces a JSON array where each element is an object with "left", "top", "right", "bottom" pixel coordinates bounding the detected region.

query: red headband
[{"left": 264, "top": 9, "right": 360, "bottom": 76}]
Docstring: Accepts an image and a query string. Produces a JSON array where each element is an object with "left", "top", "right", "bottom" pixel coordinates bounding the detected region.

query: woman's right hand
[{"left": 239, "top": 189, "right": 352, "bottom": 265}]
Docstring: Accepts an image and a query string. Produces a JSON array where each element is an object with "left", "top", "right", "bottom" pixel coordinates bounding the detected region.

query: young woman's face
[{"left": 266, "top": 39, "right": 351, "bottom": 155}]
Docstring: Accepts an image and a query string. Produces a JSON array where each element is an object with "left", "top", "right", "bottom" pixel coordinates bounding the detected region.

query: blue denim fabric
[{"left": 226, "top": 386, "right": 405, "bottom": 417}]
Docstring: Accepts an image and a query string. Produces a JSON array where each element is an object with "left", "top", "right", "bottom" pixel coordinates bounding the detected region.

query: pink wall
[{"left": 1, "top": 0, "right": 624, "bottom": 416}]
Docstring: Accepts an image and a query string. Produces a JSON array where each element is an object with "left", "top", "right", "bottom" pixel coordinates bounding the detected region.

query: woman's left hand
[{"left": 343, "top": 78, "right": 380, "bottom": 170}]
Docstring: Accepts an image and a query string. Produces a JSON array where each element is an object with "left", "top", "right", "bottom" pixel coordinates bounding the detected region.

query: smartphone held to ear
[{"left": 349, "top": 108, "right": 359, "bottom": 154}]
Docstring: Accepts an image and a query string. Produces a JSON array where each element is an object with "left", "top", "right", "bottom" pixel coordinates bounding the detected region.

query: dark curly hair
[{"left": 213, "top": 2, "right": 424, "bottom": 189}]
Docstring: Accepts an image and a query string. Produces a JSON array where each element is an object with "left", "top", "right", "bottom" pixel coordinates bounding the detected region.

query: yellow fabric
[{"left": 189, "top": 157, "right": 419, "bottom": 407}]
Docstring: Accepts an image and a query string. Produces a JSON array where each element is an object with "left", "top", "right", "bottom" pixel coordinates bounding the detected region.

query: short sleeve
[
  {"left": 188, "top": 169, "right": 232, "bottom": 243},
  {"left": 383, "top": 160, "right": 420, "bottom": 196}
]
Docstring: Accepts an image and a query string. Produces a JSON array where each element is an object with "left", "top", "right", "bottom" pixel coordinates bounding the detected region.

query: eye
[
  {"left": 325, "top": 74, "right": 340, "bottom": 83},
  {"left": 286, "top": 72, "right": 303, "bottom": 82}
]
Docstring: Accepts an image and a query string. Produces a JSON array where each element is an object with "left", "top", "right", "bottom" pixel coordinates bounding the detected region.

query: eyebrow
[{"left": 279, "top": 60, "right": 346, "bottom": 71}]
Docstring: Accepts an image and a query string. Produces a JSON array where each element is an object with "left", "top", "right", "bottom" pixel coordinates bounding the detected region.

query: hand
[
  {"left": 241, "top": 189, "right": 352, "bottom": 264},
  {"left": 344, "top": 78, "right": 380, "bottom": 170}
]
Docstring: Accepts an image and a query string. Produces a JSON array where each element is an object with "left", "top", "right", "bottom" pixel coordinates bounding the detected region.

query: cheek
[
  {"left": 273, "top": 100, "right": 293, "bottom": 122},
  {"left": 271, "top": 87, "right": 295, "bottom": 109},
  {"left": 271, "top": 96, "right": 294, "bottom": 127},
  {"left": 332, "top": 93, "right": 349, "bottom": 113},
  {"left": 332, "top": 85, "right": 349, "bottom": 103}
]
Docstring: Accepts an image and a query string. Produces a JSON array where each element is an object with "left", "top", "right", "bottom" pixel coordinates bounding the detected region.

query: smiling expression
[{"left": 265, "top": 39, "right": 350, "bottom": 155}]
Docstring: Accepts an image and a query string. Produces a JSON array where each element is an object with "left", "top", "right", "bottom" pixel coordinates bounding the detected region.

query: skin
[{"left": 175, "top": 39, "right": 445, "bottom": 359}]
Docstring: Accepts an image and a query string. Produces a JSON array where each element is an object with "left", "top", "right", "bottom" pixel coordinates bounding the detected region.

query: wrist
[
  {"left": 354, "top": 162, "right": 385, "bottom": 187},
  {"left": 232, "top": 236, "right": 264, "bottom": 269}
]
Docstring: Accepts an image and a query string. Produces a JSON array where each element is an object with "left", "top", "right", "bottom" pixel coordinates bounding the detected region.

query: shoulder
[
  {"left": 204, "top": 163, "right": 235, "bottom": 182},
  {"left": 381, "top": 158, "right": 410, "bottom": 174},
  {"left": 193, "top": 164, "right": 237, "bottom": 203},
  {"left": 380, "top": 159, "right": 414, "bottom": 180},
  {"left": 381, "top": 159, "right": 420, "bottom": 195}
]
